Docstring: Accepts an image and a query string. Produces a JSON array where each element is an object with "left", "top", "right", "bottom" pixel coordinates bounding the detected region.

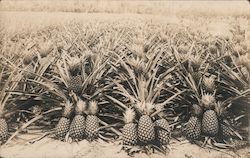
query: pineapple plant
[
  {"left": 0, "top": 66, "right": 23, "bottom": 143},
  {"left": 137, "top": 102, "right": 155, "bottom": 144},
  {"left": 69, "top": 98, "right": 86, "bottom": 140},
  {"left": 55, "top": 100, "right": 73, "bottom": 139},
  {"left": 214, "top": 102, "right": 233, "bottom": 139},
  {"left": 122, "top": 108, "right": 138, "bottom": 146},
  {"left": 185, "top": 104, "right": 202, "bottom": 140},
  {"left": 85, "top": 101, "right": 99, "bottom": 141}
]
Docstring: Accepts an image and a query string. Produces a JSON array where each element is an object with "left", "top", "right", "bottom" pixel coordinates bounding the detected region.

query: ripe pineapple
[
  {"left": 137, "top": 102, "right": 155, "bottom": 144},
  {"left": 55, "top": 101, "right": 73, "bottom": 139},
  {"left": 122, "top": 108, "right": 138, "bottom": 146},
  {"left": 202, "top": 110, "right": 219, "bottom": 136},
  {"left": 69, "top": 99, "right": 86, "bottom": 140},
  {"left": 203, "top": 76, "right": 215, "bottom": 93},
  {"left": 85, "top": 101, "right": 99, "bottom": 141},
  {"left": 214, "top": 102, "right": 232, "bottom": 139},
  {"left": 0, "top": 116, "right": 8, "bottom": 142},
  {"left": 186, "top": 116, "right": 202, "bottom": 140},
  {"left": 220, "top": 123, "right": 232, "bottom": 138},
  {"left": 185, "top": 104, "right": 202, "bottom": 140},
  {"left": 155, "top": 118, "right": 170, "bottom": 145},
  {"left": 68, "top": 75, "right": 82, "bottom": 95}
]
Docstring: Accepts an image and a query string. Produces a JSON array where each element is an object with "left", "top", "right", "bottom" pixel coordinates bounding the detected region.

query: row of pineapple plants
[
  {"left": 106, "top": 38, "right": 179, "bottom": 154},
  {"left": 173, "top": 35, "right": 250, "bottom": 149},
  {"left": 0, "top": 22, "right": 249, "bottom": 155}
]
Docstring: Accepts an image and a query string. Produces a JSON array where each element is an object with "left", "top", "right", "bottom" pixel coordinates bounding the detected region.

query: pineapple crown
[
  {"left": 177, "top": 44, "right": 189, "bottom": 54},
  {"left": 203, "top": 76, "right": 215, "bottom": 85},
  {"left": 126, "top": 56, "right": 146, "bottom": 76},
  {"left": 88, "top": 100, "right": 98, "bottom": 115},
  {"left": 124, "top": 108, "right": 136, "bottom": 124},
  {"left": 201, "top": 93, "right": 216, "bottom": 109},
  {"left": 191, "top": 104, "right": 203, "bottom": 117},
  {"left": 136, "top": 101, "right": 155, "bottom": 115},
  {"left": 75, "top": 99, "right": 87, "bottom": 115},
  {"left": 203, "top": 75, "right": 216, "bottom": 91},
  {"left": 39, "top": 40, "right": 53, "bottom": 57},
  {"left": 214, "top": 101, "right": 225, "bottom": 117},
  {"left": 236, "top": 55, "right": 250, "bottom": 67},
  {"left": 68, "top": 56, "right": 82, "bottom": 71},
  {"left": 131, "top": 44, "right": 145, "bottom": 58},
  {"left": 62, "top": 100, "right": 73, "bottom": 118},
  {"left": 189, "top": 55, "right": 201, "bottom": 68}
]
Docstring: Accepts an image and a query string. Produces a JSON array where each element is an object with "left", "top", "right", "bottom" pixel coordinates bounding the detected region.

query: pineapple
[
  {"left": 68, "top": 75, "right": 82, "bottom": 95},
  {"left": 0, "top": 116, "right": 8, "bottom": 142},
  {"left": 85, "top": 101, "right": 99, "bottom": 141},
  {"left": 23, "top": 64, "right": 35, "bottom": 79},
  {"left": 122, "top": 108, "right": 138, "bottom": 146},
  {"left": 55, "top": 101, "right": 73, "bottom": 139},
  {"left": 192, "top": 71, "right": 202, "bottom": 85},
  {"left": 69, "top": 99, "right": 86, "bottom": 140},
  {"left": 138, "top": 102, "right": 155, "bottom": 144},
  {"left": 155, "top": 118, "right": 170, "bottom": 145},
  {"left": 202, "top": 110, "right": 219, "bottom": 136},
  {"left": 185, "top": 105, "right": 202, "bottom": 140},
  {"left": 185, "top": 116, "right": 202, "bottom": 140},
  {"left": 203, "top": 76, "right": 215, "bottom": 93},
  {"left": 214, "top": 102, "right": 232, "bottom": 139},
  {"left": 201, "top": 93, "right": 218, "bottom": 137},
  {"left": 220, "top": 123, "right": 232, "bottom": 138}
]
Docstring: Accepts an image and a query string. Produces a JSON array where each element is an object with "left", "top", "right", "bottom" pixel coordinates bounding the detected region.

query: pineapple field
[{"left": 0, "top": 1, "right": 250, "bottom": 158}]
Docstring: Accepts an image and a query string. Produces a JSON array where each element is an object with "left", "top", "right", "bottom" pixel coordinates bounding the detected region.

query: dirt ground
[{"left": 0, "top": 135, "right": 249, "bottom": 158}]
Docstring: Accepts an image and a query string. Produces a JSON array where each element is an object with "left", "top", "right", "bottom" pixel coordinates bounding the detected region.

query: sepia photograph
[{"left": 0, "top": 0, "right": 249, "bottom": 157}]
